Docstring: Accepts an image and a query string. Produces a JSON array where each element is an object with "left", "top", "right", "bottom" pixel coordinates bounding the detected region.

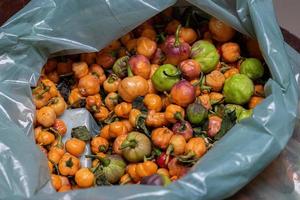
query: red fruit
[
  {"left": 178, "top": 59, "right": 201, "bottom": 80},
  {"left": 151, "top": 48, "right": 166, "bottom": 65},
  {"left": 156, "top": 152, "right": 170, "bottom": 168},
  {"left": 162, "top": 25, "right": 191, "bottom": 65},
  {"left": 96, "top": 51, "right": 116, "bottom": 69},
  {"left": 172, "top": 121, "right": 193, "bottom": 141},
  {"left": 170, "top": 80, "right": 195, "bottom": 107},
  {"left": 128, "top": 55, "right": 151, "bottom": 79},
  {"left": 207, "top": 115, "right": 222, "bottom": 137}
]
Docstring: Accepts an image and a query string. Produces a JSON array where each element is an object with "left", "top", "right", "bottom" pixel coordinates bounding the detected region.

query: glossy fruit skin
[
  {"left": 68, "top": 88, "right": 84, "bottom": 108},
  {"left": 172, "top": 120, "right": 193, "bottom": 141},
  {"left": 169, "top": 134, "right": 186, "bottom": 155},
  {"left": 185, "top": 137, "right": 207, "bottom": 158},
  {"left": 209, "top": 17, "right": 235, "bottom": 42},
  {"left": 58, "top": 153, "right": 80, "bottom": 176},
  {"left": 143, "top": 94, "right": 162, "bottom": 112},
  {"left": 151, "top": 127, "right": 174, "bottom": 150},
  {"left": 162, "top": 35, "right": 191, "bottom": 65},
  {"left": 53, "top": 119, "right": 67, "bottom": 136},
  {"left": 114, "top": 102, "right": 132, "bottom": 118},
  {"left": 103, "top": 74, "right": 121, "bottom": 93},
  {"left": 156, "top": 152, "right": 169, "bottom": 168},
  {"left": 49, "top": 96, "right": 67, "bottom": 116},
  {"left": 119, "top": 173, "right": 133, "bottom": 185},
  {"left": 48, "top": 146, "right": 65, "bottom": 164},
  {"left": 136, "top": 37, "right": 157, "bottom": 58},
  {"left": 170, "top": 80, "right": 196, "bottom": 107},
  {"left": 237, "top": 109, "right": 253, "bottom": 122},
  {"left": 78, "top": 74, "right": 100, "bottom": 96},
  {"left": 121, "top": 131, "right": 152, "bottom": 163},
  {"left": 129, "top": 55, "right": 151, "bottom": 79},
  {"left": 90, "top": 64, "right": 106, "bottom": 85},
  {"left": 165, "top": 104, "right": 185, "bottom": 124},
  {"left": 141, "top": 28, "right": 157, "bottom": 41},
  {"left": 136, "top": 161, "right": 158, "bottom": 178},
  {"left": 72, "top": 62, "right": 89, "bottom": 79},
  {"left": 65, "top": 138, "right": 86, "bottom": 157},
  {"left": 129, "top": 109, "right": 142, "bottom": 127},
  {"left": 223, "top": 74, "right": 254, "bottom": 105},
  {"left": 186, "top": 101, "right": 208, "bottom": 125},
  {"left": 240, "top": 58, "right": 264, "bottom": 80},
  {"left": 151, "top": 64, "right": 180, "bottom": 92},
  {"left": 151, "top": 48, "right": 166, "bottom": 65},
  {"left": 51, "top": 174, "right": 62, "bottom": 191},
  {"left": 96, "top": 51, "right": 116, "bottom": 69},
  {"left": 207, "top": 115, "right": 222, "bottom": 137},
  {"left": 191, "top": 40, "right": 220, "bottom": 73},
  {"left": 224, "top": 68, "right": 239, "bottom": 79},
  {"left": 178, "top": 59, "right": 201, "bottom": 80},
  {"left": 146, "top": 110, "right": 168, "bottom": 128},
  {"left": 33, "top": 90, "right": 51, "bottom": 109},
  {"left": 179, "top": 27, "right": 197, "bottom": 44},
  {"left": 109, "top": 121, "right": 128, "bottom": 138},
  {"left": 36, "top": 130, "right": 55, "bottom": 145},
  {"left": 165, "top": 20, "right": 181, "bottom": 35},
  {"left": 91, "top": 136, "right": 109, "bottom": 154},
  {"left": 127, "top": 164, "right": 141, "bottom": 182},
  {"left": 104, "top": 92, "right": 119, "bottom": 111},
  {"left": 205, "top": 70, "right": 225, "bottom": 92},
  {"left": 86, "top": 94, "right": 102, "bottom": 112},
  {"left": 36, "top": 106, "right": 56, "bottom": 127},
  {"left": 94, "top": 106, "right": 109, "bottom": 121},
  {"left": 221, "top": 42, "right": 240, "bottom": 63},
  {"left": 118, "top": 76, "right": 149, "bottom": 102},
  {"left": 75, "top": 168, "right": 95, "bottom": 188},
  {"left": 113, "top": 134, "right": 128, "bottom": 155}
]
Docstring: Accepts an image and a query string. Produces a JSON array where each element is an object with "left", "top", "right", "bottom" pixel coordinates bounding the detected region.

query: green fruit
[
  {"left": 102, "top": 155, "right": 126, "bottom": 184},
  {"left": 187, "top": 101, "right": 208, "bottom": 124},
  {"left": 151, "top": 64, "right": 180, "bottom": 92},
  {"left": 237, "top": 109, "right": 253, "bottom": 122},
  {"left": 121, "top": 131, "right": 152, "bottom": 163},
  {"left": 161, "top": 175, "right": 172, "bottom": 186},
  {"left": 191, "top": 40, "right": 220, "bottom": 73},
  {"left": 240, "top": 58, "right": 264, "bottom": 80},
  {"left": 225, "top": 104, "right": 245, "bottom": 118},
  {"left": 223, "top": 74, "right": 254, "bottom": 105}
]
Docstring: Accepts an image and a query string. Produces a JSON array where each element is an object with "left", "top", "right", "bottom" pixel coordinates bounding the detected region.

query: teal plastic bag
[{"left": 0, "top": 0, "right": 298, "bottom": 199}]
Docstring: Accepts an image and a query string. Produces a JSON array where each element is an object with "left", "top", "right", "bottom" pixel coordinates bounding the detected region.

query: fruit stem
[
  {"left": 85, "top": 155, "right": 111, "bottom": 167},
  {"left": 120, "top": 139, "right": 137, "bottom": 150},
  {"left": 174, "top": 112, "right": 184, "bottom": 121},
  {"left": 127, "top": 66, "right": 133, "bottom": 77},
  {"left": 174, "top": 25, "right": 182, "bottom": 47}
]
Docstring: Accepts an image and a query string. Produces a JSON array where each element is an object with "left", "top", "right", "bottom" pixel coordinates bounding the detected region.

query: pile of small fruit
[{"left": 32, "top": 7, "right": 267, "bottom": 191}]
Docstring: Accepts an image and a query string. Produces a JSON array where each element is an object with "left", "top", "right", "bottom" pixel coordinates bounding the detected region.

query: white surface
[{"left": 274, "top": 0, "right": 300, "bottom": 37}]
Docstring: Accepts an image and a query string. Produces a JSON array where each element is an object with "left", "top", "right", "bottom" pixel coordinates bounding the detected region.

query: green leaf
[
  {"left": 136, "top": 114, "right": 150, "bottom": 137},
  {"left": 214, "top": 110, "right": 236, "bottom": 140},
  {"left": 71, "top": 126, "right": 91, "bottom": 141}
]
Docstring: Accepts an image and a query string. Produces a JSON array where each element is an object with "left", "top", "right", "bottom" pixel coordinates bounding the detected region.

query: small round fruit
[{"left": 223, "top": 74, "right": 254, "bottom": 105}]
